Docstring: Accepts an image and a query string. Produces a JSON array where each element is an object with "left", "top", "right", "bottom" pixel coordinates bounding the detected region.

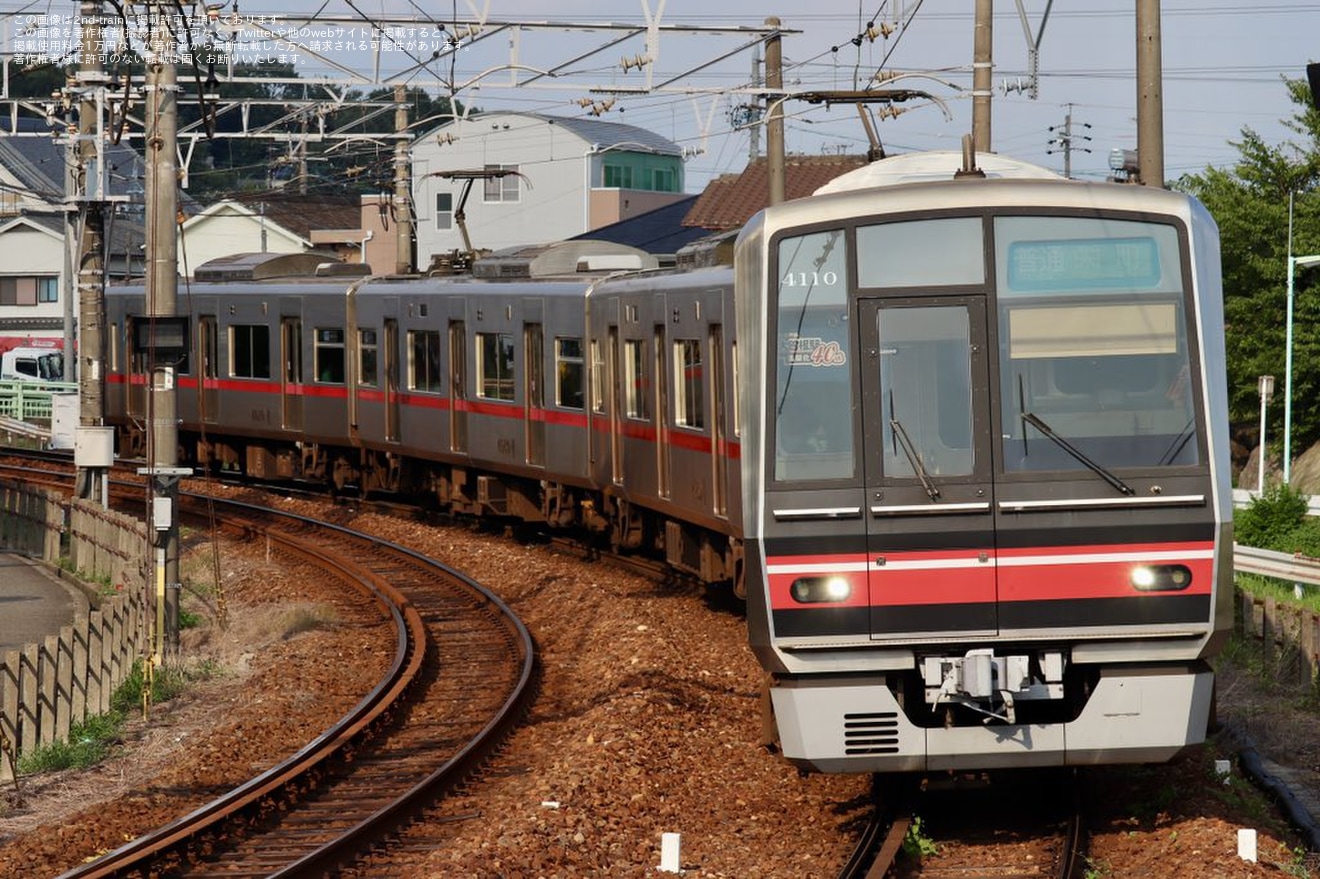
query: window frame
[
  {"left": 482, "top": 164, "right": 520, "bottom": 204},
  {"left": 314, "top": 327, "right": 346, "bottom": 384},
  {"left": 476, "top": 331, "right": 516, "bottom": 400}
]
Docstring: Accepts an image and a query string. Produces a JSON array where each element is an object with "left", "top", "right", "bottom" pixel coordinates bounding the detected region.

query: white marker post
[
  {"left": 659, "top": 832, "right": 682, "bottom": 873},
  {"left": 1238, "top": 828, "right": 1258, "bottom": 863}
]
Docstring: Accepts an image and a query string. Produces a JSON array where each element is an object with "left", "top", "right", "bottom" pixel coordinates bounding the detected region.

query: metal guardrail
[
  {"left": 0, "top": 380, "right": 76, "bottom": 423},
  {"left": 1234, "top": 544, "right": 1320, "bottom": 587},
  {"left": 1232, "top": 488, "right": 1320, "bottom": 516}
]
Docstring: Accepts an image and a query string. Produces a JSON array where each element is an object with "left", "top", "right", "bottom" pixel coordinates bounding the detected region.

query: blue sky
[
  {"left": 4, "top": 1, "right": 1315, "bottom": 190},
  {"left": 383, "top": 1, "right": 1318, "bottom": 188}
]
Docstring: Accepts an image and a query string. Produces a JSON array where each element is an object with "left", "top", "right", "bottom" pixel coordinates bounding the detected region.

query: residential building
[
  {"left": 177, "top": 191, "right": 382, "bottom": 275},
  {"left": 0, "top": 118, "right": 147, "bottom": 345},
  {"left": 411, "top": 111, "right": 688, "bottom": 266}
]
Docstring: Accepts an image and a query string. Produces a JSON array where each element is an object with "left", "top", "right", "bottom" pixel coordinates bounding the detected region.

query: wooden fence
[
  {"left": 0, "top": 481, "right": 149, "bottom": 783},
  {"left": 1238, "top": 590, "right": 1320, "bottom": 691}
]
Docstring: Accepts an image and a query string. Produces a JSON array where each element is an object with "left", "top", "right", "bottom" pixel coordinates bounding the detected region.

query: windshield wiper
[
  {"left": 1158, "top": 416, "right": 1197, "bottom": 465},
  {"left": 1021, "top": 411, "right": 1135, "bottom": 496},
  {"left": 890, "top": 415, "right": 941, "bottom": 501}
]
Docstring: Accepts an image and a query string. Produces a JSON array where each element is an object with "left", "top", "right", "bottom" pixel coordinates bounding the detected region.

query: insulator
[
  {"left": 620, "top": 53, "right": 650, "bottom": 73},
  {"left": 865, "top": 22, "right": 895, "bottom": 41}
]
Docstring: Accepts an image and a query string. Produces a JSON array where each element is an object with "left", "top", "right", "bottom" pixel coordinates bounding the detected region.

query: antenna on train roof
[{"left": 954, "top": 134, "right": 986, "bottom": 179}]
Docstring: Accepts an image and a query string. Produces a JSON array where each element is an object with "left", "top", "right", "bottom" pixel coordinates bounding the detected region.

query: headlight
[
  {"left": 1131, "top": 564, "right": 1192, "bottom": 592},
  {"left": 790, "top": 576, "right": 852, "bottom": 603}
]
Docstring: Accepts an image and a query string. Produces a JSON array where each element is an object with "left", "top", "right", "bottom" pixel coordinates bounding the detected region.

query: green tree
[{"left": 1175, "top": 77, "right": 1320, "bottom": 458}]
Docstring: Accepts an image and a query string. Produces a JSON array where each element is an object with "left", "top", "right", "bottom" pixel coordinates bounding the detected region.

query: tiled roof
[
  {"left": 222, "top": 191, "right": 362, "bottom": 239},
  {"left": 682, "top": 154, "right": 869, "bottom": 231}
]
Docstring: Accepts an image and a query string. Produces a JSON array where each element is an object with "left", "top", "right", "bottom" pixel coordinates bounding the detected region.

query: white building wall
[
  {"left": 0, "top": 222, "right": 66, "bottom": 334},
  {"left": 413, "top": 114, "right": 593, "bottom": 263},
  {"left": 178, "top": 206, "right": 306, "bottom": 275}
]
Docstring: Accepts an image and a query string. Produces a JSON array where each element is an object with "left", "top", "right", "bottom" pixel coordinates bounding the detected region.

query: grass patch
[
  {"left": 1237, "top": 572, "right": 1320, "bottom": 614},
  {"left": 17, "top": 712, "right": 125, "bottom": 773},
  {"left": 17, "top": 658, "right": 223, "bottom": 776},
  {"left": 111, "top": 661, "right": 189, "bottom": 714},
  {"left": 281, "top": 604, "right": 338, "bottom": 639}
]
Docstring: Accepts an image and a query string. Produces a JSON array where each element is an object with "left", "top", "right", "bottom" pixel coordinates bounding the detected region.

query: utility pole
[
  {"left": 764, "top": 17, "right": 784, "bottom": 206},
  {"left": 971, "top": 0, "right": 993, "bottom": 155},
  {"left": 73, "top": 0, "right": 114, "bottom": 506},
  {"left": 144, "top": 0, "right": 186, "bottom": 662},
  {"left": 1047, "top": 105, "right": 1091, "bottom": 179},
  {"left": 1136, "top": 0, "right": 1164, "bottom": 187},
  {"left": 393, "top": 85, "right": 413, "bottom": 274},
  {"left": 297, "top": 115, "right": 309, "bottom": 195},
  {"left": 748, "top": 44, "right": 762, "bottom": 163}
]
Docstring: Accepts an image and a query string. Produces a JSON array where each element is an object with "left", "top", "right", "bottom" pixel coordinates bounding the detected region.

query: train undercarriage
[{"left": 159, "top": 429, "right": 743, "bottom": 596}]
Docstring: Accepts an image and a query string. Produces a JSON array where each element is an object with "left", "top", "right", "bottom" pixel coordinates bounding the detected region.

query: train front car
[{"left": 736, "top": 158, "right": 1233, "bottom": 774}]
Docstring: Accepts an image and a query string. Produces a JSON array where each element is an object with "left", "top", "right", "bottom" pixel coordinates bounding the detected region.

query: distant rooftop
[
  {"left": 571, "top": 195, "right": 707, "bottom": 258},
  {"left": 432, "top": 111, "right": 683, "bottom": 157},
  {"left": 683, "top": 154, "right": 869, "bottom": 231},
  {"left": 209, "top": 191, "right": 363, "bottom": 240}
]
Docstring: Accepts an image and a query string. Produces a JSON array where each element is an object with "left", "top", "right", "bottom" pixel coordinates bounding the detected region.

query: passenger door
[
  {"left": 198, "top": 316, "right": 218, "bottom": 424},
  {"left": 280, "top": 315, "right": 303, "bottom": 432},
  {"left": 857, "top": 296, "right": 997, "bottom": 638},
  {"left": 384, "top": 318, "right": 400, "bottom": 443},
  {"left": 525, "top": 322, "right": 545, "bottom": 466}
]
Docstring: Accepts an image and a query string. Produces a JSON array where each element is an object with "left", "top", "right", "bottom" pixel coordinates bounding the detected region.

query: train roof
[
  {"left": 754, "top": 163, "right": 1202, "bottom": 237},
  {"left": 814, "top": 150, "right": 1062, "bottom": 193},
  {"left": 192, "top": 251, "right": 369, "bottom": 281}
]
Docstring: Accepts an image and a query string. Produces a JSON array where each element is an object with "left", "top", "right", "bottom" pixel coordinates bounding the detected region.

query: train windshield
[
  {"left": 994, "top": 216, "right": 1199, "bottom": 472},
  {"left": 774, "top": 229, "right": 855, "bottom": 481}
]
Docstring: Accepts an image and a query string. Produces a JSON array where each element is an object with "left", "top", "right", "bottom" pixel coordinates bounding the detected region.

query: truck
[{"left": 1, "top": 345, "right": 65, "bottom": 382}]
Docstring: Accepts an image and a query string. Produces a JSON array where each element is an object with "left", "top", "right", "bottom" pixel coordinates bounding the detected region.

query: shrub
[{"left": 1236, "top": 483, "right": 1310, "bottom": 550}]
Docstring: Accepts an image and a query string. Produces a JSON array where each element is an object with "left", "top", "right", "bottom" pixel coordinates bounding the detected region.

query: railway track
[
  {"left": 839, "top": 771, "right": 1084, "bottom": 879},
  {"left": 0, "top": 458, "right": 539, "bottom": 878}
]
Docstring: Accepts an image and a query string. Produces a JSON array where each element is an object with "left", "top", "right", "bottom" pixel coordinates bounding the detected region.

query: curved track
[{"left": 0, "top": 457, "right": 538, "bottom": 878}]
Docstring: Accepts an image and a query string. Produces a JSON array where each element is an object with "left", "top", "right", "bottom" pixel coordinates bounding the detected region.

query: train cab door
[
  {"left": 280, "top": 314, "right": 303, "bottom": 431},
  {"left": 857, "top": 296, "right": 998, "bottom": 639}
]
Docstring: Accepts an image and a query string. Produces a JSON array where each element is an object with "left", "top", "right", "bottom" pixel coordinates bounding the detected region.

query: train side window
[
  {"left": 408, "top": 329, "right": 442, "bottom": 392},
  {"left": 556, "top": 337, "right": 584, "bottom": 409},
  {"left": 624, "top": 338, "right": 648, "bottom": 419},
  {"left": 673, "top": 339, "right": 704, "bottom": 430},
  {"left": 477, "top": 332, "right": 515, "bottom": 401},
  {"left": 359, "top": 329, "right": 378, "bottom": 387},
  {"left": 230, "top": 324, "right": 271, "bottom": 379},
  {"left": 315, "top": 328, "right": 345, "bottom": 383}
]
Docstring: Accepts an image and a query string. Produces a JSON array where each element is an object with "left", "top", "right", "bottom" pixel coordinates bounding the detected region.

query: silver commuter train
[
  {"left": 104, "top": 151, "right": 1232, "bottom": 774},
  {"left": 737, "top": 152, "right": 1232, "bottom": 772}
]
